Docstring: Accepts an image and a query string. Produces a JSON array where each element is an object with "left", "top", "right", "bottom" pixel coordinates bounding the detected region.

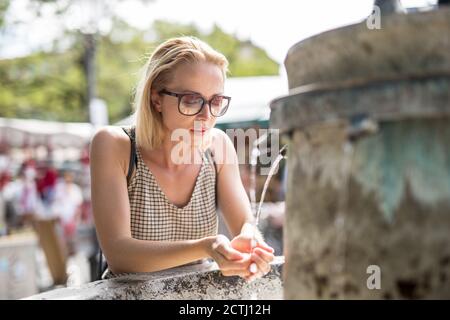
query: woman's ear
[{"left": 151, "top": 90, "right": 162, "bottom": 113}]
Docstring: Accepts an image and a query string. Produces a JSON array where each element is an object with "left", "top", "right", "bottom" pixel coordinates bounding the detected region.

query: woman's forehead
[{"left": 169, "top": 62, "right": 224, "bottom": 93}]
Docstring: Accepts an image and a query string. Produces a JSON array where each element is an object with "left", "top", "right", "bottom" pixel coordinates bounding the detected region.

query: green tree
[
  {"left": 0, "top": 0, "right": 10, "bottom": 28},
  {"left": 0, "top": 50, "right": 86, "bottom": 121}
]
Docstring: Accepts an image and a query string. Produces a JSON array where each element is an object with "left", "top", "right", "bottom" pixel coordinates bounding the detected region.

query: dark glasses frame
[{"left": 159, "top": 89, "right": 231, "bottom": 117}]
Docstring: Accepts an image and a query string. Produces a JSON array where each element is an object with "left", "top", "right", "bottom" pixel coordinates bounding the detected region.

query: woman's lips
[{"left": 190, "top": 128, "right": 209, "bottom": 133}]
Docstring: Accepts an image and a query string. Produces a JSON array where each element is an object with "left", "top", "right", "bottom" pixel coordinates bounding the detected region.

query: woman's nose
[{"left": 197, "top": 102, "right": 213, "bottom": 120}]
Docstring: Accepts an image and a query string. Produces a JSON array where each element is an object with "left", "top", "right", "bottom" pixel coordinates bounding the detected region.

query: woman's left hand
[
  {"left": 230, "top": 224, "right": 275, "bottom": 282},
  {"left": 245, "top": 247, "right": 275, "bottom": 283},
  {"left": 230, "top": 233, "right": 274, "bottom": 254},
  {"left": 230, "top": 222, "right": 274, "bottom": 253}
]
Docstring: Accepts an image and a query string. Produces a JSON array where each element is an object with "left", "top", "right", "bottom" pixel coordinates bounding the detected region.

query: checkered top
[{"left": 124, "top": 127, "right": 218, "bottom": 242}]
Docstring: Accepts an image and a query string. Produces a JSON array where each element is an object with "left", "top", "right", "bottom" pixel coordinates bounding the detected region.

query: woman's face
[{"left": 152, "top": 61, "right": 225, "bottom": 149}]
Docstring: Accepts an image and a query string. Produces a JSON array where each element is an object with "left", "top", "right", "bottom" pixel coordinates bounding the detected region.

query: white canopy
[
  {"left": 218, "top": 75, "right": 288, "bottom": 125},
  {"left": 0, "top": 117, "right": 95, "bottom": 149}
]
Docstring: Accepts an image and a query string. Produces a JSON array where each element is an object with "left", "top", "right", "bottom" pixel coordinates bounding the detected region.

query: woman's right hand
[{"left": 204, "top": 235, "right": 253, "bottom": 278}]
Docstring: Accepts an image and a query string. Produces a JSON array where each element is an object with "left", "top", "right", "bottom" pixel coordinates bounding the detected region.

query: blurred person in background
[
  {"left": 0, "top": 190, "right": 5, "bottom": 236},
  {"left": 0, "top": 169, "right": 12, "bottom": 191},
  {"left": 50, "top": 170, "right": 83, "bottom": 255},
  {"left": 0, "top": 158, "right": 12, "bottom": 235},
  {"left": 79, "top": 147, "right": 93, "bottom": 225},
  {"left": 2, "top": 162, "right": 44, "bottom": 229}
]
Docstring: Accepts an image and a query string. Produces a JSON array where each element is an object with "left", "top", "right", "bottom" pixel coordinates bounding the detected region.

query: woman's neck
[{"left": 143, "top": 138, "right": 201, "bottom": 172}]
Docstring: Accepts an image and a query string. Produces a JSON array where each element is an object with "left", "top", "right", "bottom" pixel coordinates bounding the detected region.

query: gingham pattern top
[{"left": 124, "top": 126, "right": 218, "bottom": 241}]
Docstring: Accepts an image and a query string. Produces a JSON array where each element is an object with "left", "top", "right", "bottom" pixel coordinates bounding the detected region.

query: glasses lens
[
  {"left": 210, "top": 96, "right": 229, "bottom": 116},
  {"left": 180, "top": 94, "right": 203, "bottom": 115}
]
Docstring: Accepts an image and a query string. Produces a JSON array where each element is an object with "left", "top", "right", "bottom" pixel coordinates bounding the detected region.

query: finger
[
  {"left": 244, "top": 273, "right": 261, "bottom": 283},
  {"left": 251, "top": 252, "right": 271, "bottom": 275},
  {"left": 254, "top": 241, "right": 274, "bottom": 253},
  {"left": 244, "top": 274, "right": 254, "bottom": 282},
  {"left": 230, "top": 237, "right": 253, "bottom": 253},
  {"left": 221, "top": 269, "right": 252, "bottom": 277},
  {"left": 215, "top": 252, "right": 251, "bottom": 271},
  {"left": 221, "top": 258, "right": 251, "bottom": 271},
  {"left": 253, "top": 247, "right": 275, "bottom": 264},
  {"left": 215, "top": 242, "right": 245, "bottom": 261}
]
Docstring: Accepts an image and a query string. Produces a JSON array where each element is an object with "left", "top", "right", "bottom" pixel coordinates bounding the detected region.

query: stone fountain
[{"left": 271, "top": 5, "right": 450, "bottom": 299}]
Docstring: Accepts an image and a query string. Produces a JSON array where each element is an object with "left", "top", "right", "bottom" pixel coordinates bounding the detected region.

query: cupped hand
[
  {"left": 207, "top": 234, "right": 253, "bottom": 278},
  {"left": 230, "top": 226, "right": 275, "bottom": 282}
]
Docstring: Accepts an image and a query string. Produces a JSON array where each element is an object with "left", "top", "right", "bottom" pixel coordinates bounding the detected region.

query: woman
[{"left": 90, "top": 37, "right": 274, "bottom": 282}]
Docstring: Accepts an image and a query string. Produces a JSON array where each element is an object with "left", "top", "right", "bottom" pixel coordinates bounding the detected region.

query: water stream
[{"left": 253, "top": 144, "right": 288, "bottom": 227}]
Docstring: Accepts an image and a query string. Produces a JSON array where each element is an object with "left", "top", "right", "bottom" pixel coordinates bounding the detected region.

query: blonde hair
[{"left": 133, "top": 36, "right": 229, "bottom": 151}]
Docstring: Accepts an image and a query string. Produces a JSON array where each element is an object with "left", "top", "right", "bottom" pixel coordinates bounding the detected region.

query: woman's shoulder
[
  {"left": 90, "top": 126, "right": 132, "bottom": 171},
  {"left": 91, "top": 125, "right": 131, "bottom": 145}
]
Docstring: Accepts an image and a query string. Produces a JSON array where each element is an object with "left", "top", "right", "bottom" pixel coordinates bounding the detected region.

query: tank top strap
[
  {"left": 204, "top": 148, "right": 218, "bottom": 208},
  {"left": 121, "top": 126, "right": 137, "bottom": 184}
]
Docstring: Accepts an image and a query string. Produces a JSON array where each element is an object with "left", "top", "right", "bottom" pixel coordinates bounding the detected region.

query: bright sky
[
  {"left": 114, "top": 0, "right": 375, "bottom": 64},
  {"left": 0, "top": 0, "right": 437, "bottom": 66}
]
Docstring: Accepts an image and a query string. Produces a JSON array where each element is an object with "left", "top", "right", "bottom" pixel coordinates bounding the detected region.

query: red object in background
[
  {"left": 37, "top": 167, "right": 58, "bottom": 198},
  {"left": 0, "top": 171, "right": 12, "bottom": 191},
  {"left": 80, "top": 200, "right": 92, "bottom": 223},
  {"left": 23, "top": 158, "right": 36, "bottom": 169},
  {"left": 80, "top": 145, "right": 90, "bottom": 165},
  {"left": 63, "top": 220, "right": 77, "bottom": 238}
]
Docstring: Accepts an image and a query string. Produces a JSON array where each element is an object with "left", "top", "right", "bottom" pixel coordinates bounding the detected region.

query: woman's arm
[
  {"left": 90, "top": 127, "right": 250, "bottom": 275},
  {"left": 211, "top": 129, "right": 255, "bottom": 238},
  {"left": 212, "top": 129, "right": 268, "bottom": 240},
  {"left": 211, "top": 129, "right": 275, "bottom": 281}
]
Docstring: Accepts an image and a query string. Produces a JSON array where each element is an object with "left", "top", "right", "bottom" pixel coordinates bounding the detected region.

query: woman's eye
[
  {"left": 183, "top": 95, "right": 202, "bottom": 104},
  {"left": 211, "top": 96, "right": 223, "bottom": 106}
]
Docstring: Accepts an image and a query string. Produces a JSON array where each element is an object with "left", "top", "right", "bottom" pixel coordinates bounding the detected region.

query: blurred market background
[{"left": 0, "top": 0, "right": 438, "bottom": 299}]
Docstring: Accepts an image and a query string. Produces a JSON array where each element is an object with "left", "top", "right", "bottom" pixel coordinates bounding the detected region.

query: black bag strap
[{"left": 97, "top": 247, "right": 106, "bottom": 281}]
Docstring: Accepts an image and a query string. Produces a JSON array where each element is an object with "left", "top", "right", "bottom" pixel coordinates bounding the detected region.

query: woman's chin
[{"left": 190, "top": 131, "right": 212, "bottom": 150}]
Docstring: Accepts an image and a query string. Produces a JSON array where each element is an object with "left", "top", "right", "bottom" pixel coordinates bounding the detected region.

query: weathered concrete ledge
[
  {"left": 24, "top": 256, "right": 284, "bottom": 300},
  {"left": 270, "top": 74, "right": 450, "bottom": 135},
  {"left": 284, "top": 8, "right": 450, "bottom": 89}
]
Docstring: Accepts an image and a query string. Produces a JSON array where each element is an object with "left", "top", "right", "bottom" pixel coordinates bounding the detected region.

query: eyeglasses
[{"left": 159, "top": 89, "right": 231, "bottom": 117}]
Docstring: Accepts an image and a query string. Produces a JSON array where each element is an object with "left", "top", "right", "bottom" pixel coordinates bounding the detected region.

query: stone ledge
[{"left": 24, "top": 256, "right": 284, "bottom": 300}]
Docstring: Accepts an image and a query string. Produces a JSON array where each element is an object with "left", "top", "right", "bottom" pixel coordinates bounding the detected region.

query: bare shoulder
[
  {"left": 90, "top": 126, "right": 132, "bottom": 175},
  {"left": 90, "top": 126, "right": 130, "bottom": 151}
]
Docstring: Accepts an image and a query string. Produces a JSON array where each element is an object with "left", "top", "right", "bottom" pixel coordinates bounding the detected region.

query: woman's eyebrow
[{"left": 178, "top": 89, "right": 225, "bottom": 97}]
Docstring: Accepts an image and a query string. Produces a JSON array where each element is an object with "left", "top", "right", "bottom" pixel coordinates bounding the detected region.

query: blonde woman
[{"left": 90, "top": 37, "right": 274, "bottom": 281}]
